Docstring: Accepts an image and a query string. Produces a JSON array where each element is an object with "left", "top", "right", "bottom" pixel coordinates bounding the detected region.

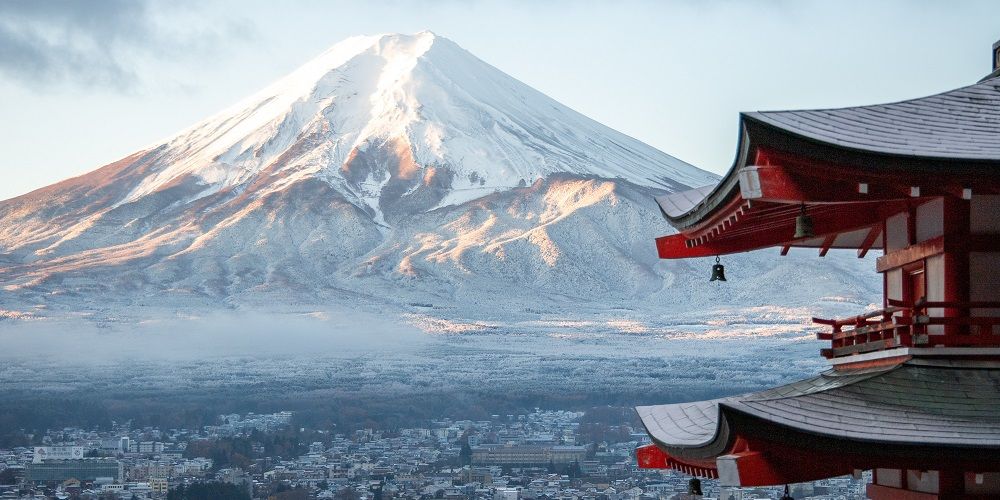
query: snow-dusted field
[{"left": 0, "top": 278, "right": 873, "bottom": 407}]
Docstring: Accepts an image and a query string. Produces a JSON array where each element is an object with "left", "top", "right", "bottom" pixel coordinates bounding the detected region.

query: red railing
[{"left": 812, "top": 299, "right": 1000, "bottom": 359}]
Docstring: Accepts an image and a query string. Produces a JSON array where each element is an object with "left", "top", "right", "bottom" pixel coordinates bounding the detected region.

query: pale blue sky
[{"left": 1, "top": 0, "right": 998, "bottom": 200}]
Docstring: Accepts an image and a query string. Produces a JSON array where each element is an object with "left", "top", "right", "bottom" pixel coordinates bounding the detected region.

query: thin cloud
[{"left": 0, "top": 0, "right": 253, "bottom": 91}]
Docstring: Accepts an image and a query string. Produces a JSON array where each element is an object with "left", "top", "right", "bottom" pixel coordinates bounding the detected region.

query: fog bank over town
[{"left": 0, "top": 310, "right": 429, "bottom": 364}]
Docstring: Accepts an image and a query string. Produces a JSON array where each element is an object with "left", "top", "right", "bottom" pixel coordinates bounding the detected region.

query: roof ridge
[{"left": 747, "top": 76, "right": 998, "bottom": 117}]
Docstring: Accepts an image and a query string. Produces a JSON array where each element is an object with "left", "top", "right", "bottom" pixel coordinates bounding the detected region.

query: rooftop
[
  {"left": 638, "top": 359, "right": 1000, "bottom": 455},
  {"left": 746, "top": 75, "right": 1000, "bottom": 162}
]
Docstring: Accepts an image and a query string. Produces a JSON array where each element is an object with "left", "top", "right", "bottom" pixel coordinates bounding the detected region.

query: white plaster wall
[
  {"left": 915, "top": 198, "right": 944, "bottom": 243},
  {"left": 886, "top": 268, "right": 903, "bottom": 302},
  {"left": 886, "top": 212, "right": 909, "bottom": 251},
  {"left": 926, "top": 254, "right": 945, "bottom": 334}
]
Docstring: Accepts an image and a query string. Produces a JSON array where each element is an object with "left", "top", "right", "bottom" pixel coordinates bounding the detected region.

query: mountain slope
[
  {"left": 0, "top": 32, "right": 712, "bottom": 254},
  {"left": 0, "top": 32, "right": 878, "bottom": 323}
]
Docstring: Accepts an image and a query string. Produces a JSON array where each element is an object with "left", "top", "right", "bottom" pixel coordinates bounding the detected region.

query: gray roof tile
[
  {"left": 637, "top": 362, "right": 1000, "bottom": 449},
  {"left": 746, "top": 76, "right": 1000, "bottom": 160}
]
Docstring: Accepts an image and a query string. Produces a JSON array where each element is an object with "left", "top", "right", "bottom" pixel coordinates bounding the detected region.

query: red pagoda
[{"left": 635, "top": 42, "right": 1000, "bottom": 499}]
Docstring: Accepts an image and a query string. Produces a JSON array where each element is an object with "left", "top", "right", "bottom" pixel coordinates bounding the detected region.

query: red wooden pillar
[
  {"left": 882, "top": 220, "right": 889, "bottom": 310},
  {"left": 942, "top": 197, "right": 970, "bottom": 335}
]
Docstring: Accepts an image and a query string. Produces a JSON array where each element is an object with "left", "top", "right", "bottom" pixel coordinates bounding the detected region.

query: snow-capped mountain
[
  {"left": 0, "top": 32, "right": 877, "bottom": 324},
  {"left": 121, "top": 31, "right": 712, "bottom": 223}
]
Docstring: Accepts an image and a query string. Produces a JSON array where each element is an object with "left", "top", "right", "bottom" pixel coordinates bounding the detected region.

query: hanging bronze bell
[
  {"left": 793, "top": 204, "right": 814, "bottom": 239},
  {"left": 710, "top": 256, "right": 727, "bottom": 282},
  {"left": 687, "top": 478, "right": 703, "bottom": 496},
  {"left": 781, "top": 484, "right": 794, "bottom": 500}
]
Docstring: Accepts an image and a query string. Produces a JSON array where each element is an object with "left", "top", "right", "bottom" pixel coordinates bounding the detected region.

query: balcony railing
[{"left": 812, "top": 299, "right": 1000, "bottom": 359}]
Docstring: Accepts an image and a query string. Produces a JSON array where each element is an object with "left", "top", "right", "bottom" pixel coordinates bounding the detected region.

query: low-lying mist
[{"left": 0, "top": 309, "right": 431, "bottom": 365}]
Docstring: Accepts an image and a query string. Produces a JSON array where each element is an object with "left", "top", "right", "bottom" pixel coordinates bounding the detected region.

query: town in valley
[{"left": 0, "top": 409, "right": 866, "bottom": 500}]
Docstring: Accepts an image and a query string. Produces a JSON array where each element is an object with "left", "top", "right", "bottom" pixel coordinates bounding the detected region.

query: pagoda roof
[
  {"left": 746, "top": 75, "right": 1000, "bottom": 162},
  {"left": 637, "top": 359, "right": 1000, "bottom": 459},
  {"left": 656, "top": 76, "right": 1000, "bottom": 242},
  {"left": 652, "top": 76, "right": 1000, "bottom": 258}
]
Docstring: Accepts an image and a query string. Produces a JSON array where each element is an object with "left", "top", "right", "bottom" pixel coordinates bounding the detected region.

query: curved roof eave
[
  {"left": 637, "top": 362, "right": 1000, "bottom": 460},
  {"left": 635, "top": 398, "right": 734, "bottom": 462},
  {"left": 656, "top": 119, "right": 752, "bottom": 230},
  {"left": 659, "top": 75, "right": 1000, "bottom": 230},
  {"left": 636, "top": 366, "right": 890, "bottom": 460}
]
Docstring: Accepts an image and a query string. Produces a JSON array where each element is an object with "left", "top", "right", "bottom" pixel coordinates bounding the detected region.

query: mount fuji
[{"left": 0, "top": 32, "right": 877, "bottom": 329}]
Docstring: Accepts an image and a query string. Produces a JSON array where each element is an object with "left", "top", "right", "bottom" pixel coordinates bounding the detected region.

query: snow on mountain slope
[
  {"left": 0, "top": 32, "right": 879, "bottom": 325},
  {"left": 122, "top": 31, "right": 714, "bottom": 219}
]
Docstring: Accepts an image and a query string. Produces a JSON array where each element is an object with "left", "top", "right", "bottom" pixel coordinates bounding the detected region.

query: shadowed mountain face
[{"left": 0, "top": 32, "right": 877, "bottom": 322}]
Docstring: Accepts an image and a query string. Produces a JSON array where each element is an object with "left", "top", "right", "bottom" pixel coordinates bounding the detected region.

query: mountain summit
[
  {"left": 128, "top": 31, "right": 712, "bottom": 223},
  {"left": 0, "top": 33, "right": 874, "bottom": 322}
]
